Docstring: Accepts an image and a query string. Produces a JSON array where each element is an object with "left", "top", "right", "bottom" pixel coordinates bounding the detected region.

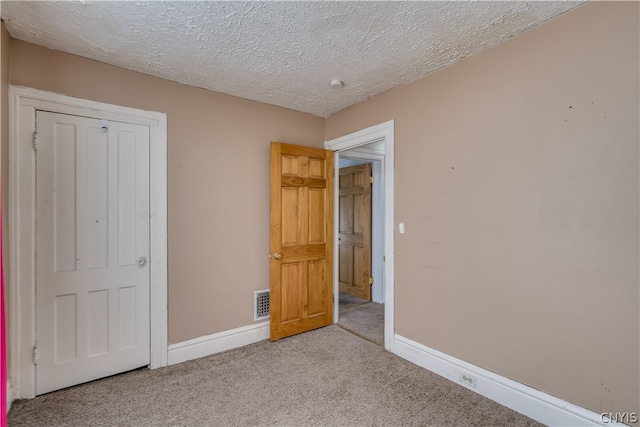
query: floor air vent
[{"left": 254, "top": 289, "right": 270, "bottom": 321}]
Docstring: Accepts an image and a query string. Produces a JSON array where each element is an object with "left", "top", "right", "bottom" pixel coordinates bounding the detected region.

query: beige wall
[
  {"left": 8, "top": 39, "right": 325, "bottom": 343},
  {"left": 327, "top": 1, "right": 639, "bottom": 417}
]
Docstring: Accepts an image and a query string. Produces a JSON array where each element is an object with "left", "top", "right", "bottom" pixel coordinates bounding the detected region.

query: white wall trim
[
  {"left": 8, "top": 85, "right": 168, "bottom": 398},
  {"left": 6, "top": 379, "right": 12, "bottom": 414},
  {"left": 369, "top": 159, "right": 384, "bottom": 303},
  {"left": 168, "top": 322, "right": 270, "bottom": 366},
  {"left": 325, "top": 120, "right": 391, "bottom": 151},
  {"left": 393, "top": 334, "right": 623, "bottom": 427},
  {"left": 325, "top": 120, "right": 395, "bottom": 351}
]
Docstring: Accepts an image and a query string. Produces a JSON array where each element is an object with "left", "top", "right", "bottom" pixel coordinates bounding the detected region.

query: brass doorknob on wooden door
[{"left": 273, "top": 252, "right": 282, "bottom": 259}]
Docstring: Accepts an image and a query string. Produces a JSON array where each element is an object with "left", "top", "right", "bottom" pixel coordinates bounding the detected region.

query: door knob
[
  {"left": 273, "top": 252, "right": 282, "bottom": 260},
  {"left": 137, "top": 257, "right": 147, "bottom": 266}
]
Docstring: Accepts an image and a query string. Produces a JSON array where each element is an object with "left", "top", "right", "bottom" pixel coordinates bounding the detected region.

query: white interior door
[{"left": 35, "top": 110, "right": 151, "bottom": 394}]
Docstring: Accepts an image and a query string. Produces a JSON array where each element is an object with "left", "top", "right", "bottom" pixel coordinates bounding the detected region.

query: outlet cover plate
[{"left": 460, "top": 372, "right": 476, "bottom": 388}]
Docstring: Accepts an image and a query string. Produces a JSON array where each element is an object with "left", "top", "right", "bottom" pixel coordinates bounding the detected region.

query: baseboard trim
[
  {"left": 168, "top": 322, "right": 269, "bottom": 366},
  {"left": 393, "top": 334, "right": 619, "bottom": 427},
  {"left": 6, "top": 379, "right": 12, "bottom": 413}
]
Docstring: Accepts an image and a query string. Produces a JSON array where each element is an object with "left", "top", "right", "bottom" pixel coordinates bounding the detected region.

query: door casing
[
  {"left": 8, "top": 85, "right": 168, "bottom": 398},
  {"left": 325, "top": 120, "right": 395, "bottom": 351}
]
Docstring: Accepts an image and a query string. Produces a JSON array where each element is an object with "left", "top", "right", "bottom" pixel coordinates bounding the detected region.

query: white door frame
[
  {"left": 325, "top": 120, "right": 395, "bottom": 351},
  {"left": 8, "top": 85, "right": 168, "bottom": 398}
]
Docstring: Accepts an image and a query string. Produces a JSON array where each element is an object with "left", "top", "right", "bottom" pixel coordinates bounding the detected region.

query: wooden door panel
[
  {"left": 339, "top": 244, "right": 351, "bottom": 286},
  {"left": 308, "top": 260, "right": 327, "bottom": 316},
  {"left": 339, "top": 194, "right": 352, "bottom": 233},
  {"left": 282, "top": 154, "right": 301, "bottom": 176},
  {"left": 281, "top": 244, "right": 326, "bottom": 261},
  {"left": 280, "top": 263, "right": 302, "bottom": 322},
  {"left": 282, "top": 188, "right": 302, "bottom": 244},
  {"left": 339, "top": 172, "right": 350, "bottom": 189},
  {"left": 308, "top": 157, "right": 325, "bottom": 178},
  {"left": 338, "top": 164, "right": 372, "bottom": 301},
  {"left": 353, "top": 193, "right": 366, "bottom": 235},
  {"left": 308, "top": 188, "right": 326, "bottom": 243},
  {"left": 353, "top": 246, "right": 366, "bottom": 293},
  {"left": 270, "top": 142, "right": 333, "bottom": 341}
]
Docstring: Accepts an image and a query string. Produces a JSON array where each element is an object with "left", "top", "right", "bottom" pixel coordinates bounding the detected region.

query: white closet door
[{"left": 35, "top": 111, "right": 150, "bottom": 394}]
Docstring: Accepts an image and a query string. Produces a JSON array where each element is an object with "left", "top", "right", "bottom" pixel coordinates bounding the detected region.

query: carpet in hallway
[{"left": 338, "top": 301, "right": 384, "bottom": 345}]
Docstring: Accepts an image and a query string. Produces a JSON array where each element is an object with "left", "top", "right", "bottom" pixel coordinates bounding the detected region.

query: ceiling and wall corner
[
  {"left": 0, "top": 1, "right": 583, "bottom": 117},
  {"left": 326, "top": 0, "right": 639, "bottom": 418}
]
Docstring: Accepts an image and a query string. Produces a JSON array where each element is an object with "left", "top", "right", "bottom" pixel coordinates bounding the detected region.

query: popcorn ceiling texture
[{"left": 1, "top": 1, "right": 582, "bottom": 117}]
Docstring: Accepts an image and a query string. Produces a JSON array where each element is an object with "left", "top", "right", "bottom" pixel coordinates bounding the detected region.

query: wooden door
[
  {"left": 35, "top": 111, "right": 150, "bottom": 394},
  {"left": 338, "top": 164, "right": 372, "bottom": 301},
  {"left": 270, "top": 142, "right": 333, "bottom": 341}
]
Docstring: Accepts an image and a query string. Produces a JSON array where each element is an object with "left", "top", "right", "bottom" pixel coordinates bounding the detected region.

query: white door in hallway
[{"left": 35, "top": 111, "right": 150, "bottom": 395}]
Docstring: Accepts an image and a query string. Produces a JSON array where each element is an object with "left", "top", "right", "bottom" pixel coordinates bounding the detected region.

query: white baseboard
[
  {"left": 6, "top": 379, "right": 12, "bottom": 413},
  {"left": 393, "top": 334, "right": 623, "bottom": 427},
  {"left": 168, "top": 322, "right": 269, "bottom": 366}
]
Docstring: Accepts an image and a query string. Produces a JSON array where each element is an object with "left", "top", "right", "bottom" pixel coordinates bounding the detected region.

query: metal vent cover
[{"left": 254, "top": 289, "right": 270, "bottom": 321}]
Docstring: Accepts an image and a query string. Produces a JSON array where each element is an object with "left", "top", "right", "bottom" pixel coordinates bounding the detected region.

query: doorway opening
[
  {"left": 324, "top": 120, "right": 395, "bottom": 351},
  {"left": 336, "top": 152, "right": 382, "bottom": 344}
]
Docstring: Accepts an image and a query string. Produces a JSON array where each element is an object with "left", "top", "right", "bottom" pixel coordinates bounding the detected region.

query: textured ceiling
[{"left": 1, "top": 1, "right": 583, "bottom": 117}]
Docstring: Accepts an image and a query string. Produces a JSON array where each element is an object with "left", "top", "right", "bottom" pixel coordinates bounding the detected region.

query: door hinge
[
  {"left": 33, "top": 345, "right": 38, "bottom": 365},
  {"left": 369, "top": 276, "right": 374, "bottom": 285},
  {"left": 370, "top": 176, "right": 374, "bottom": 184},
  {"left": 33, "top": 132, "right": 39, "bottom": 151}
]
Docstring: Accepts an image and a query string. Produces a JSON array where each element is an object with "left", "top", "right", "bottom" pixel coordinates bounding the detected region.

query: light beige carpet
[
  {"left": 9, "top": 325, "right": 542, "bottom": 426},
  {"left": 338, "top": 292, "right": 368, "bottom": 310},
  {"left": 338, "top": 300, "right": 384, "bottom": 345}
]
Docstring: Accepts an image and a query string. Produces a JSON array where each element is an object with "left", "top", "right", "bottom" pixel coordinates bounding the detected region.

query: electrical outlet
[{"left": 460, "top": 372, "right": 476, "bottom": 388}]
